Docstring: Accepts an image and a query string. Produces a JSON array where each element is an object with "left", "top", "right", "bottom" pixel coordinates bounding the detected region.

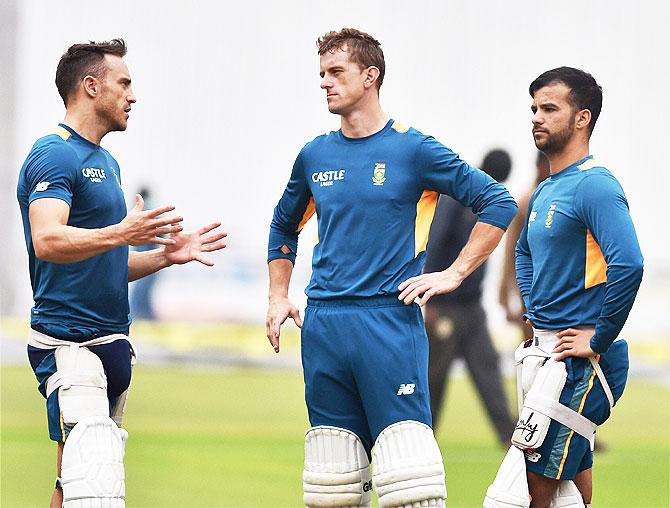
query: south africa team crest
[
  {"left": 545, "top": 203, "right": 557, "bottom": 228},
  {"left": 372, "top": 162, "right": 386, "bottom": 186}
]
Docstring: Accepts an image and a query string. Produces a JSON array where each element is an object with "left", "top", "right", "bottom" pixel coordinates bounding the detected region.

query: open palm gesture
[{"left": 164, "top": 222, "right": 227, "bottom": 266}]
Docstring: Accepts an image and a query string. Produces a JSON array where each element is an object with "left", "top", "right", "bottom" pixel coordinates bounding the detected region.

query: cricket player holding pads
[
  {"left": 484, "top": 67, "right": 644, "bottom": 508},
  {"left": 266, "top": 28, "right": 517, "bottom": 508}
]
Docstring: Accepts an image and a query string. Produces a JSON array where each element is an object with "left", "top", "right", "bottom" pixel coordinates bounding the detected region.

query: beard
[
  {"left": 97, "top": 97, "right": 128, "bottom": 133},
  {"left": 534, "top": 118, "right": 574, "bottom": 155},
  {"left": 105, "top": 111, "right": 128, "bottom": 132}
]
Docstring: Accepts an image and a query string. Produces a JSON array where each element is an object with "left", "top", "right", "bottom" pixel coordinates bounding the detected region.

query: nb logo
[
  {"left": 35, "top": 181, "right": 50, "bottom": 192},
  {"left": 397, "top": 383, "right": 415, "bottom": 395},
  {"left": 362, "top": 480, "right": 372, "bottom": 492},
  {"left": 525, "top": 451, "right": 542, "bottom": 463}
]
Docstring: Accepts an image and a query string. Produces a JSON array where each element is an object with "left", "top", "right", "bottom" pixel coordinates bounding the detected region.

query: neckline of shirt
[
  {"left": 58, "top": 123, "right": 101, "bottom": 150},
  {"left": 550, "top": 155, "right": 593, "bottom": 179},
  {"left": 336, "top": 118, "right": 394, "bottom": 143}
]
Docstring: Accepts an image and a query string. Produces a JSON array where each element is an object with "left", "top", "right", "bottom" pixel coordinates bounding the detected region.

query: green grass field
[{"left": 2, "top": 361, "right": 668, "bottom": 507}]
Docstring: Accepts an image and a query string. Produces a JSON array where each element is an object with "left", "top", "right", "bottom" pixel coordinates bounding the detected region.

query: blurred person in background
[
  {"left": 498, "top": 151, "right": 550, "bottom": 341},
  {"left": 265, "top": 28, "right": 517, "bottom": 507},
  {"left": 16, "top": 39, "right": 227, "bottom": 507},
  {"left": 424, "top": 148, "right": 517, "bottom": 447}
]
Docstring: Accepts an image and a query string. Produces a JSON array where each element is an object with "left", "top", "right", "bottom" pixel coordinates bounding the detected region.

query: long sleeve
[
  {"left": 268, "top": 151, "right": 315, "bottom": 264},
  {"left": 574, "top": 173, "right": 644, "bottom": 353},
  {"left": 415, "top": 136, "right": 518, "bottom": 230},
  {"left": 515, "top": 195, "right": 536, "bottom": 312}
]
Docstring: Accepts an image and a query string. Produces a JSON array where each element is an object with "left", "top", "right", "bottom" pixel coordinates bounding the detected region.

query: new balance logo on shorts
[
  {"left": 397, "top": 383, "right": 415, "bottom": 395},
  {"left": 525, "top": 451, "right": 542, "bottom": 463}
]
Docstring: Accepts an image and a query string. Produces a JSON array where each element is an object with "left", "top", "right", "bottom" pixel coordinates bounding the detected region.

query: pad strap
[
  {"left": 524, "top": 393, "right": 597, "bottom": 448},
  {"left": 29, "top": 328, "right": 137, "bottom": 363},
  {"left": 46, "top": 371, "right": 107, "bottom": 399},
  {"left": 588, "top": 356, "right": 614, "bottom": 409}
]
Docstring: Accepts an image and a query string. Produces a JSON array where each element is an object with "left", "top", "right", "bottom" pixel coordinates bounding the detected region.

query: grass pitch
[{"left": 2, "top": 363, "right": 668, "bottom": 507}]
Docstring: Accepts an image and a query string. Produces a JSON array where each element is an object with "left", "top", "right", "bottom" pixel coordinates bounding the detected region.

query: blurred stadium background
[{"left": 1, "top": 1, "right": 668, "bottom": 506}]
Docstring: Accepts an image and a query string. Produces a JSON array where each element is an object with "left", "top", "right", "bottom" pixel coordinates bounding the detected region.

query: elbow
[
  {"left": 631, "top": 257, "right": 644, "bottom": 284},
  {"left": 32, "top": 234, "right": 60, "bottom": 263},
  {"left": 616, "top": 257, "right": 644, "bottom": 286},
  {"left": 32, "top": 236, "right": 50, "bottom": 261}
]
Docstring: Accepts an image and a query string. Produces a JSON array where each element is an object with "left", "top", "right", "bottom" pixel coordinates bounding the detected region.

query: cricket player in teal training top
[
  {"left": 266, "top": 28, "right": 517, "bottom": 508},
  {"left": 485, "top": 67, "right": 643, "bottom": 508},
  {"left": 17, "top": 39, "right": 227, "bottom": 507}
]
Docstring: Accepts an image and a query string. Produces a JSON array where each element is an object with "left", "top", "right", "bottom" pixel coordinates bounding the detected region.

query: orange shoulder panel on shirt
[{"left": 54, "top": 126, "right": 72, "bottom": 141}]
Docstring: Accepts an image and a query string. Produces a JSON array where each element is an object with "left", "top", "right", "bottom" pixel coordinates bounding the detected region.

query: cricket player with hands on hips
[
  {"left": 266, "top": 28, "right": 517, "bottom": 508},
  {"left": 484, "top": 67, "right": 644, "bottom": 508}
]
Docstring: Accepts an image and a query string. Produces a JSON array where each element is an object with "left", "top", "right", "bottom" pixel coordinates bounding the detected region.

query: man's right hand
[
  {"left": 266, "top": 296, "right": 303, "bottom": 353},
  {"left": 118, "top": 194, "right": 184, "bottom": 246}
]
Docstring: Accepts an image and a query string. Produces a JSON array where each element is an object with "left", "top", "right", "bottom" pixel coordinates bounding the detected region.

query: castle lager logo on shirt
[
  {"left": 312, "top": 169, "right": 345, "bottom": 187},
  {"left": 82, "top": 167, "right": 107, "bottom": 183},
  {"left": 372, "top": 162, "right": 386, "bottom": 186},
  {"left": 545, "top": 203, "right": 557, "bottom": 228}
]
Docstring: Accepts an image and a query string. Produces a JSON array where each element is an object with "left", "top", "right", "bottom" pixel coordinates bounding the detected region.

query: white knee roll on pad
[
  {"left": 372, "top": 421, "right": 446, "bottom": 508},
  {"left": 303, "top": 426, "right": 372, "bottom": 508},
  {"left": 483, "top": 446, "right": 530, "bottom": 508},
  {"left": 512, "top": 359, "right": 567, "bottom": 450},
  {"left": 61, "top": 415, "right": 127, "bottom": 507},
  {"left": 549, "top": 480, "right": 585, "bottom": 508},
  {"left": 49, "top": 346, "right": 109, "bottom": 425}
]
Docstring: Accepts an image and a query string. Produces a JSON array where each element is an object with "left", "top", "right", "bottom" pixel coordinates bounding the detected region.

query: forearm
[
  {"left": 447, "top": 222, "right": 505, "bottom": 283},
  {"left": 32, "top": 223, "right": 125, "bottom": 263},
  {"left": 500, "top": 216, "right": 521, "bottom": 294},
  {"left": 268, "top": 258, "right": 294, "bottom": 301},
  {"left": 128, "top": 248, "right": 171, "bottom": 282}
]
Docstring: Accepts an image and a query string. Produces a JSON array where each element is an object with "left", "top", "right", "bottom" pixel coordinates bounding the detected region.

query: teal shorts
[
  {"left": 525, "top": 339, "right": 629, "bottom": 480},
  {"left": 301, "top": 295, "right": 433, "bottom": 456}
]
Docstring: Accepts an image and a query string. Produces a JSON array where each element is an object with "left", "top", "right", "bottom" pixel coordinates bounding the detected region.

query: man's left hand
[
  {"left": 398, "top": 269, "right": 463, "bottom": 306},
  {"left": 552, "top": 328, "right": 597, "bottom": 360},
  {"left": 164, "top": 222, "right": 227, "bottom": 267}
]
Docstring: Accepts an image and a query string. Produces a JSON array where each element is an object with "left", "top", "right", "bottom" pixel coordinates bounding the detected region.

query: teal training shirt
[
  {"left": 268, "top": 119, "right": 518, "bottom": 299},
  {"left": 17, "top": 124, "right": 130, "bottom": 340},
  {"left": 515, "top": 156, "right": 644, "bottom": 353}
]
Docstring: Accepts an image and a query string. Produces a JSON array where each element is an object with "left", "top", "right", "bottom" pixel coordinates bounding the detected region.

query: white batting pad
[
  {"left": 483, "top": 446, "right": 530, "bottom": 508},
  {"left": 550, "top": 480, "right": 585, "bottom": 508},
  {"left": 372, "top": 421, "right": 446, "bottom": 508},
  {"left": 61, "top": 416, "right": 127, "bottom": 507},
  {"left": 303, "top": 426, "right": 372, "bottom": 507}
]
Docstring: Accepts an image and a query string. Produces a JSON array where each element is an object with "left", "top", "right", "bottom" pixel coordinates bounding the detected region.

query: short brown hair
[
  {"left": 317, "top": 28, "right": 385, "bottom": 90},
  {"left": 55, "top": 39, "right": 127, "bottom": 106}
]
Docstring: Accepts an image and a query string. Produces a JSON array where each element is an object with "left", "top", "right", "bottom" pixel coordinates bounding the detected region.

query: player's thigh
[
  {"left": 526, "top": 352, "right": 621, "bottom": 480},
  {"left": 353, "top": 303, "right": 432, "bottom": 442},
  {"left": 87, "top": 339, "right": 133, "bottom": 398},
  {"left": 301, "top": 306, "right": 371, "bottom": 450},
  {"left": 28, "top": 345, "right": 64, "bottom": 441}
]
